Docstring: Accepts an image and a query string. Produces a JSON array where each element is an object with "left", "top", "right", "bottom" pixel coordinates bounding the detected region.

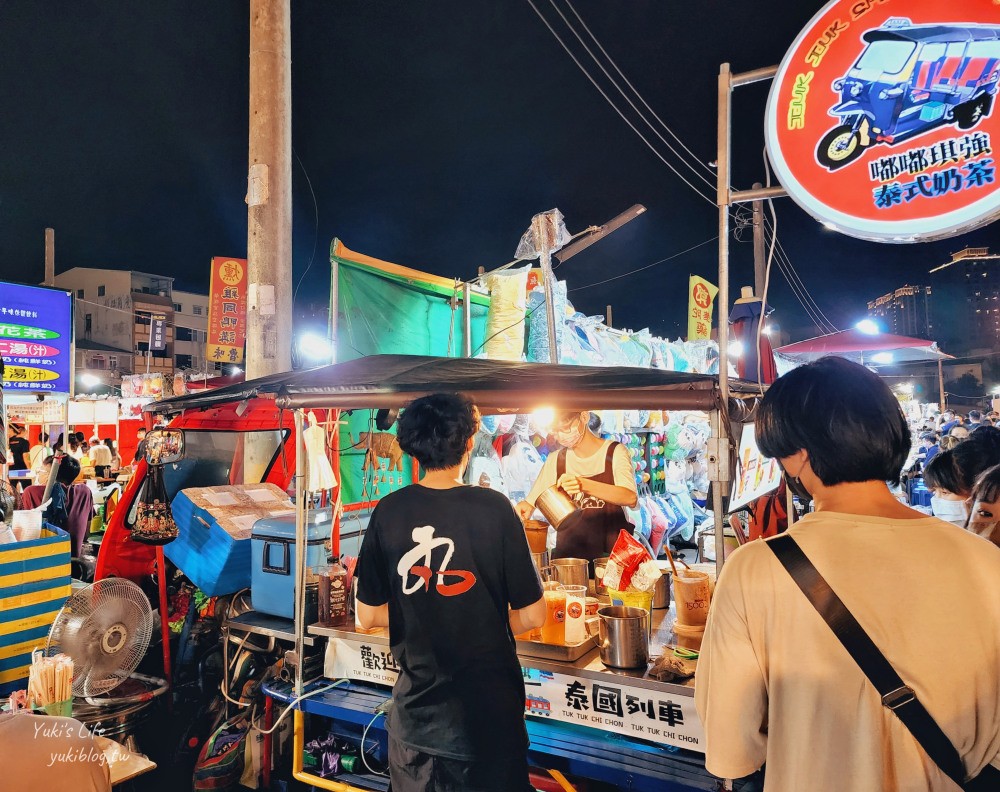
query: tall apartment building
[
  {"left": 866, "top": 285, "right": 933, "bottom": 340},
  {"left": 930, "top": 247, "right": 1000, "bottom": 354},
  {"left": 171, "top": 289, "right": 217, "bottom": 373}
]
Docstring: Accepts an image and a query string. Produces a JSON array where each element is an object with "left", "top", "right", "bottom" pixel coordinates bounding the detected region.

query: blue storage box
[
  {"left": 165, "top": 484, "right": 294, "bottom": 597},
  {"left": 252, "top": 514, "right": 330, "bottom": 619}
]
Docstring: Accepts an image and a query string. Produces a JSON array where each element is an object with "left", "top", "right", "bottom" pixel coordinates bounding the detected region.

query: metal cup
[
  {"left": 550, "top": 558, "right": 588, "bottom": 588},
  {"left": 589, "top": 605, "right": 650, "bottom": 669}
]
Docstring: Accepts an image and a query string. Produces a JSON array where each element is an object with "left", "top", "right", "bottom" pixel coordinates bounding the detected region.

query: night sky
[{"left": 2, "top": 1, "right": 999, "bottom": 342}]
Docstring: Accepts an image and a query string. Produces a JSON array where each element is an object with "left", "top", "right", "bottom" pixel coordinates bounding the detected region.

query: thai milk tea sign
[
  {"left": 0, "top": 281, "right": 73, "bottom": 392},
  {"left": 766, "top": 1, "right": 1000, "bottom": 242}
]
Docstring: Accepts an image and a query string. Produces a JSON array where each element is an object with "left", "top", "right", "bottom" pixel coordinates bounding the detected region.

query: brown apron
[{"left": 552, "top": 441, "right": 632, "bottom": 562}]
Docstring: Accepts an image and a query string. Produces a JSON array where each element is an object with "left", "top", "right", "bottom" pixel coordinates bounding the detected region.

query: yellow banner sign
[{"left": 687, "top": 275, "right": 719, "bottom": 340}]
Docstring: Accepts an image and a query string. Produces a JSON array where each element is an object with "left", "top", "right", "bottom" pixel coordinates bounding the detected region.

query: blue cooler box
[{"left": 251, "top": 515, "right": 330, "bottom": 619}]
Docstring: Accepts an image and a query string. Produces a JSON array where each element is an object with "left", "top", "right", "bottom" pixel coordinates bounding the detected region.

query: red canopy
[{"left": 776, "top": 329, "right": 951, "bottom": 366}]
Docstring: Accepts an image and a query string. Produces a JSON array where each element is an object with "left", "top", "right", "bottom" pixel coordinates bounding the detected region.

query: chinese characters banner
[
  {"left": 206, "top": 257, "right": 248, "bottom": 364},
  {"left": 0, "top": 281, "right": 72, "bottom": 392},
  {"left": 327, "top": 637, "right": 706, "bottom": 752},
  {"left": 687, "top": 275, "right": 718, "bottom": 341},
  {"left": 150, "top": 313, "right": 167, "bottom": 351}
]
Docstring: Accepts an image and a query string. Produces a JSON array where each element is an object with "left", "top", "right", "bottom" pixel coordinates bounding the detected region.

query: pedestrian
[
  {"left": 695, "top": 357, "right": 1000, "bottom": 790},
  {"left": 7, "top": 423, "right": 29, "bottom": 470},
  {"left": 968, "top": 464, "right": 1000, "bottom": 548},
  {"left": 356, "top": 393, "right": 545, "bottom": 792},
  {"left": 133, "top": 427, "right": 148, "bottom": 464}
]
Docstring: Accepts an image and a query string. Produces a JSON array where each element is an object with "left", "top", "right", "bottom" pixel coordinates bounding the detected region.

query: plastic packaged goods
[
  {"left": 526, "top": 281, "right": 569, "bottom": 363},
  {"left": 484, "top": 267, "right": 530, "bottom": 361},
  {"left": 501, "top": 439, "right": 544, "bottom": 504},
  {"left": 465, "top": 432, "right": 507, "bottom": 494},
  {"left": 601, "top": 529, "right": 652, "bottom": 592}
]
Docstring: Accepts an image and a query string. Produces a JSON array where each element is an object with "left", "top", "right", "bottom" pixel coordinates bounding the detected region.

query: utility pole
[
  {"left": 246, "top": 0, "right": 293, "bottom": 485},
  {"left": 751, "top": 182, "right": 766, "bottom": 300},
  {"left": 44, "top": 228, "right": 55, "bottom": 286},
  {"left": 246, "top": 0, "right": 292, "bottom": 380}
]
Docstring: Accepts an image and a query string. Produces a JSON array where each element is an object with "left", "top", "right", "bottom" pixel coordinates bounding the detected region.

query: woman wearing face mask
[
  {"left": 923, "top": 427, "right": 1000, "bottom": 526},
  {"left": 515, "top": 409, "right": 637, "bottom": 562}
]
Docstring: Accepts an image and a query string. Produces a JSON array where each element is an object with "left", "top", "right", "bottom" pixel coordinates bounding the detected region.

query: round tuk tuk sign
[{"left": 765, "top": 0, "right": 1000, "bottom": 242}]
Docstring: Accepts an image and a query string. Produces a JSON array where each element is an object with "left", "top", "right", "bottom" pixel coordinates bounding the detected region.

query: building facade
[
  {"left": 929, "top": 247, "right": 1000, "bottom": 355},
  {"left": 867, "top": 285, "right": 933, "bottom": 340},
  {"left": 51, "top": 268, "right": 218, "bottom": 390}
]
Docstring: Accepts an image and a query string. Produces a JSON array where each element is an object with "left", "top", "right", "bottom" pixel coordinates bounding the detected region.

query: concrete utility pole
[
  {"left": 246, "top": 0, "right": 293, "bottom": 380},
  {"left": 245, "top": 0, "right": 293, "bottom": 486},
  {"left": 751, "top": 182, "right": 766, "bottom": 300},
  {"left": 44, "top": 228, "right": 55, "bottom": 286}
]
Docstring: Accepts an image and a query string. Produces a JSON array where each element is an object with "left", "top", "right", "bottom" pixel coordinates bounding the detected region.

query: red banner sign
[
  {"left": 766, "top": 1, "right": 1000, "bottom": 242},
  {"left": 206, "top": 257, "right": 248, "bottom": 364}
]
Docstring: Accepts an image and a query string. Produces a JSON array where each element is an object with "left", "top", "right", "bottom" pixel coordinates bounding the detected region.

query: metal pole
[
  {"left": 462, "top": 282, "right": 472, "bottom": 358},
  {"left": 717, "top": 63, "right": 732, "bottom": 408},
  {"left": 710, "top": 410, "right": 728, "bottom": 578},
  {"left": 606, "top": 305, "right": 613, "bottom": 329},
  {"left": 731, "top": 64, "right": 779, "bottom": 87},
  {"left": 938, "top": 359, "right": 946, "bottom": 410},
  {"left": 44, "top": 228, "right": 55, "bottom": 286},
  {"left": 534, "top": 214, "right": 560, "bottom": 363},
  {"left": 329, "top": 259, "right": 339, "bottom": 364},
  {"left": 293, "top": 408, "right": 306, "bottom": 698},
  {"left": 752, "top": 182, "right": 766, "bottom": 300}
]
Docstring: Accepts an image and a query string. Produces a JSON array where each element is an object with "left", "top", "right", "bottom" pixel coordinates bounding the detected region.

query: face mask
[
  {"left": 930, "top": 496, "right": 967, "bottom": 526},
  {"left": 557, "top": 423, "right": 584, "bottom": 449},
  {"left": 779, "top": 462, "right": 812, "bottom": 502}
]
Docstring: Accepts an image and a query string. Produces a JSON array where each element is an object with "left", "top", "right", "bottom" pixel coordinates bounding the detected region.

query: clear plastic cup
[
  {"left": 540, "top": 589, "right": 567, "bottom": 645},
  {"left": 560, "top": 584, "right": 587, "bottom": 644}
]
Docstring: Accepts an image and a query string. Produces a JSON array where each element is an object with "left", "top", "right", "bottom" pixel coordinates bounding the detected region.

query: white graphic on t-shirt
[
  {"left": 576, "top": 493, "right": 606, "bottom": 510},
  {"left": 396, "top": 525, "right": 477, "bottom": 597}
]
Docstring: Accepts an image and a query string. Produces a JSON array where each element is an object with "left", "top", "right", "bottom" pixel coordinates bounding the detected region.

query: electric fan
[{"left": 46, "top": 578, "right": 154, "bottom": 698}]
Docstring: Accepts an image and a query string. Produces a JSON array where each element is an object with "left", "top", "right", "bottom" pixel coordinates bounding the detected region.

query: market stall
[{"left": 142, "top": 354, "right": 757, "bottom": 790}]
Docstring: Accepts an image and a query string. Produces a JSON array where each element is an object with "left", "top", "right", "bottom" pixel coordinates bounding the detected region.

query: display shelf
[{"left": 228, "top": 610, "right": 317, "bottom": 646}]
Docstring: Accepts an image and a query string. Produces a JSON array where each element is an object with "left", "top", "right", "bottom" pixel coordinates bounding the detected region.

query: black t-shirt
[
  {"left": 8, "top": 437, "right": 29, "bottom": 470},
  {"left": 356, "top": 484, "right": 543, "bottom": 761}
]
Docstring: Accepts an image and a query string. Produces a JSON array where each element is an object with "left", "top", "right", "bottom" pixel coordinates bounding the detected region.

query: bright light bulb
[
  {"left": 80, "top": 373, "right": 100, "bottom": 387},
  {"left": 533, "top": 407, "right": 555, "bottom": 433},
  {"left": 298, "top": 332, "right": 333, "bottom": 362},
  {"left": 730, "top": 341, "right": 744, "bottom": 358},
  {"left": 871, "top": 352, "right": 893, "bottom": 364},
  {"left": 856, "top": 319, "right": 880, "bottom": 335}
]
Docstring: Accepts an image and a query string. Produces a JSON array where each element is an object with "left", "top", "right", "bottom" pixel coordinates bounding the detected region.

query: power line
[
  {"left": 545, "top": 0, "right": 716, "bottom": 193},
  {"left": 561, "top": 0, "right": 715, "bottom": 179},
  {"left": 291, "top": 147, "right": 321, "bottom": 305},
  {"left": 762, "top": 217, "right": 838, "bottom": 334},
  {"left": 524, "top": 0, "right": 717, "bottom": 208},
  {"left": 568, "top": 236, "right": 717, "bottom": 292}
]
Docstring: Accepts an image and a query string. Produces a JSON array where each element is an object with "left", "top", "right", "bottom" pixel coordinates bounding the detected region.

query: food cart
[{"left": 137, "top": 354, "right": 757, "bottom": 790}]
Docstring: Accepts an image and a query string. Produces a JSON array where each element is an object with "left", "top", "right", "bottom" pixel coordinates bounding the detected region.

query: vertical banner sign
[
  {"left": 149, "top": 313, "right": 167, "bottom": 352},
  {"left": 0, "top": 282, "right": 72, "bottom": 392},
  {"left": 687, "top": 275, "right": 719, "bottom": 340},
  {"left": 206, "top": 257, "right": 248, "bottom": 364},
  {"left": 766, "top": 1, "right": 1000, "bottom": 242}
]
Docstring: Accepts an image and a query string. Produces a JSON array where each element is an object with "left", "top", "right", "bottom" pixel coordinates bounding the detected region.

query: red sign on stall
[
  {"left": 766, "top": 1, "right": 1000, "bottom": 242},
  {"left": 206, "top": 257, "right": 248, "bottom": 364}
]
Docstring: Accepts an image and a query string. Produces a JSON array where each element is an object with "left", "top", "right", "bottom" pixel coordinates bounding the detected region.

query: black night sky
[{"left": 2, "top": 1, "right": 999, "bottom": 342}]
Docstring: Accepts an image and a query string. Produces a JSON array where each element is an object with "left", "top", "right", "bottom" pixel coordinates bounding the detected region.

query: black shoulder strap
[
  {"left": 603, "top": 441, "right": 619, "bottom": 473},
  {"left": 767, "top": 534, "right": 985, "bottom": 791},
  {"left": 556, "top": 448, "right": 567, "bottom": 480}
]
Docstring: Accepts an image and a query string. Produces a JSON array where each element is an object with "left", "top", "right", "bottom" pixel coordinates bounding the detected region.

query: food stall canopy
[
  {"left": 147, "top": 354, "right": 759, "bottom": 415},
  {"left": 775, "top": 329, "right": 952, "bottom": 371}
]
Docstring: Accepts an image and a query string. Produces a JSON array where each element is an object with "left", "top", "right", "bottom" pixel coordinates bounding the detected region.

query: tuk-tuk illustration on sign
[{"left": 819, "top": 17, "right": 1000, "bottom": 170}]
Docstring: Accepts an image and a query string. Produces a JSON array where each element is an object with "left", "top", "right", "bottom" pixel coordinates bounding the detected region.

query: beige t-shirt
[
  {"left": 0, "top": 713, "right": 111, "bottom": 792},
  {"left": 525, "top": 440, "right": 637, "bottom": 506},
  {"left": 695, "top": 512, "right": 1000, "bottom": 791}
]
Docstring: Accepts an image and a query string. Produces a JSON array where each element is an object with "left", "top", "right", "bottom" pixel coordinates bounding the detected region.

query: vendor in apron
[{"left": 516, "top": 410, "right": 637, "bottom": 561}]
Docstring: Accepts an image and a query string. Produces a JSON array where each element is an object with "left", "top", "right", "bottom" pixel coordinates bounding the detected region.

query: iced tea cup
[
  {"left": 560, "top": 585, "right": 587, "bottom": 644},
  {"left": 540, "top": 589, "right": 567, "bottom": 645},
  {"left": 672, "top": 570, "right": 712, "bottom": 626}
]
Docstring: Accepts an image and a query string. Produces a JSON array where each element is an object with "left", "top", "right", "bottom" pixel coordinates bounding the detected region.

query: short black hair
[
  {"left": 756, "top": 357, "right": 910, "bottom": 486},
  {"left": 923, "top": 450, "right": 963, "bottom": 495},
  {"left": 396, "top": 393, "right": 479, "bottom": 471},
  {"left": 949, "top": 426, "right": 1000, "bottom": 495},
  {"left": 919, "top": 432, "right": 937, "bottom": 442},
  {"left": 969, "top": 409, "right": 982, "bottom": 421},
  {"left": 54, "top": 454, "right": 81, "bottom": 486}
]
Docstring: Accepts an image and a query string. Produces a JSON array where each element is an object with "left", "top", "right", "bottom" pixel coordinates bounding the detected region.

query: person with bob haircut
[
  {"left": 968, "top": 464, "right": 1000, "bottom": 548},
  {"left": 355, "top": 393, "right": 545, "bottom": 792},
  {"left": 696, "top": 357, "right": 1000, "bottom": 791}
]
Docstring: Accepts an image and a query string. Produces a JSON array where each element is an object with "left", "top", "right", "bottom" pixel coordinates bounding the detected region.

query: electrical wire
[
  {"left": 361, "top": 711, "right": 388, "bottom": 776},
  {"left": 544, "top": 0, "right": 716, "bottom": 192},
  {"left": 251, "top": 679, "right": 349, "bottom": 735},
  {"left": 524, "top": 0, "right": 718, "bottom": 208},
  {"left": 562, "top": 0, "right": 716, "bottom": 178},
  {"left": 568, "top": 236, "right": 718, "bottom": 292},
  {"left": 292, "top": 147, "right": 321, "bottom": 305}
]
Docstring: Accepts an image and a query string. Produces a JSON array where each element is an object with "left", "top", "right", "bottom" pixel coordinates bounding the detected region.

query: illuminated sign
[
  {"left": 0, "top": 282, "right": 72, "bottom": 392},
  {"left": 766, "top": 1, "right": 1000, "bottom": 242}
]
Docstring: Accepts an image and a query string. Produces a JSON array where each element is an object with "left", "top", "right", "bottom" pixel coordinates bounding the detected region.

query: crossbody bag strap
[{"left": 766, "top": 534, "right": 969, "bottom": 790}]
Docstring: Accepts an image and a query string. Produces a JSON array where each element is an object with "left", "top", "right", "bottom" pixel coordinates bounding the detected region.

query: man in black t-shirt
[
  {"left": 7, "top": 423, "right": 30, "bottom": 471},
  {"left": 357, "top": 394, "right": 545, "bottom": 792}
]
